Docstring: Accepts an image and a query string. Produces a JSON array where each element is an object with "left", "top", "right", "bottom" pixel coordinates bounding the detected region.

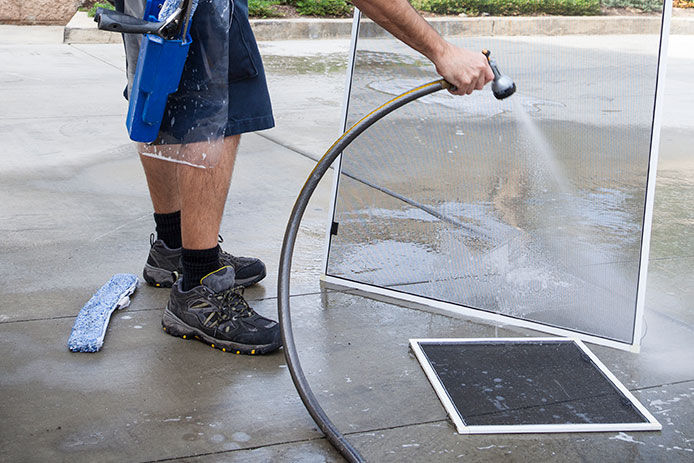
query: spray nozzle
[{"left": 483, "top": 50, "right": 516, "bottom": 100}]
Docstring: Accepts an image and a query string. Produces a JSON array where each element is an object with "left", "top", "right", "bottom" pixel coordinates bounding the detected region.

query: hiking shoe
[
  {"left": 161, "top": 266, "right": 281, "bottom": 354},
  {"left": 218, "top": 235, "right": 267, "bottom": 288},
  {"left": 142, "top": 234, "right": 267, "bottom": 288},
  {"left": 142, "top": 235, "right": 181, "bottom": 288}
]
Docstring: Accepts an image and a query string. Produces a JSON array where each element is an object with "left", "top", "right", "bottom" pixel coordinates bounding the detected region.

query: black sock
[
  {"left": 182, "top": 246, "right": 221, "bottom": 291},
  {"left": 153, "top": 211, "right": 182, "bottom": 249}
]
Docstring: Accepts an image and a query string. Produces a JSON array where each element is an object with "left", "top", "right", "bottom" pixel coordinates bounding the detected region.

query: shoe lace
[
  {"left": 203, "top": 286, "right": 255, "bottom": 329},
  {"left": 216, "top": 286, "right": 255, "bottom": 317}
]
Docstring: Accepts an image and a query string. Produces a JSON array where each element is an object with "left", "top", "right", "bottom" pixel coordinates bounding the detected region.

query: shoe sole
[
  {"left": 144, "top": 265, "right": 266, "bottom": 289},
  {"left": 161, "top": 307, "right": 281, "bottom": 355},
  {"left": 143, "top": 264, "right": 178, "bottom": 288}
]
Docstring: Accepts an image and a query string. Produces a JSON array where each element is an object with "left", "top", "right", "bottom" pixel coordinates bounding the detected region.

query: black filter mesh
[{"left": 419, "top": 340, "right": 648, "bottom": 426}]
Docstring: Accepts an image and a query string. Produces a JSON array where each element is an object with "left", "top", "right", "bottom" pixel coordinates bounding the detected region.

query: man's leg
[
  {"left": 139, "top": 144, "right": 184, "bottom": 252},
  {"left": 177, "top": 135, "right": 239, "bottom": 250},
  {"left": 175, "top": 136, "right": 239, "bottom": 291},
  {"left": 139, "top": 136, "right": 239, "bottom": 288},
  {"left": 139, "top": 143, "right": 181, "bottom": 215},
  {"left": 138, "top": 144, "right": 187, "bottom": 286},
  {"left": 138, "top": 137, "right": 267, "bottom": 289},
  {"left": 153, "top": 136, "right": 280, "bottom": 354}
]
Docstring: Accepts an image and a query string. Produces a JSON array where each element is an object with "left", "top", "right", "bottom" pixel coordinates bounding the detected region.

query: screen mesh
[
  {"left": 326, "top": 22, "right": 665, "bottom": 344},
  {"left": 417, "top": 339, "right": 649, "bottom": 426}
]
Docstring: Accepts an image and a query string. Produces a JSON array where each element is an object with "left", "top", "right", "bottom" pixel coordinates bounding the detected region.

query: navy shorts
[{"left": 122, "top": 0, "right": 274, "bottom": 144}]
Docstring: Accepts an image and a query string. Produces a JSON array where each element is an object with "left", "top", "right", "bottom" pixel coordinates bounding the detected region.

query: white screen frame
[
  {"left": 409, "top": 337, "right": 662, "bottom": 434},
  {"left": 322, "top": 3, "right": 673, "bottom": 352}
]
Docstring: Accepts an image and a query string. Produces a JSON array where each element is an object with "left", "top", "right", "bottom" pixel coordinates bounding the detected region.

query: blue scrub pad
[
  {"left": 68, "top": 274, "right": 139, "bottom": 353},
  {"left": 158, "top": 0, "right": 199, "bottom": 24}
]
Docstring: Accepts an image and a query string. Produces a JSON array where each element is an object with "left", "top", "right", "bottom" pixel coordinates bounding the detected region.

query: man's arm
[{"left": 351, "top": 0, "right": 493, "bottom": 96}]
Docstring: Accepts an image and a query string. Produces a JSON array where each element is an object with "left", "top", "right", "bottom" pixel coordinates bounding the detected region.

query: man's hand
[
  {"left": 433, "top": 42, "right": 494, "bottom": 96},
  {"left": 353, "top": 0, "right": 494, "bottom": 96}
]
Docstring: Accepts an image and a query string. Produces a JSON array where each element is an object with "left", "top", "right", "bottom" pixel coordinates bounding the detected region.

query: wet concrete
[{"left": 0, "top": 32, "right": 692, "bottom": 462}]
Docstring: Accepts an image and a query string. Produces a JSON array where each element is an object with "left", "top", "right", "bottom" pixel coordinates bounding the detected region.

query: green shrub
[
  {"left": 413, "top": 0, "right": 601, "bottom": 16},
  {"left": 249, "top": 0, "right": 284, "bottom": 17},
  {"left": 87, "top": 1, "right": 114, "bottom": 17},
  {"left": 600, "top": 0, "right": 663, "bottom": 12},
  {"left": 295, "top": 0, "right": 353, "bottom": 16}
]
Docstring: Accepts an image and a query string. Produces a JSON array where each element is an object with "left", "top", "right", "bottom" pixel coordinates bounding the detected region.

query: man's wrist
[{"left": 427, "top": 38, "right": 450, "bottom": 68}]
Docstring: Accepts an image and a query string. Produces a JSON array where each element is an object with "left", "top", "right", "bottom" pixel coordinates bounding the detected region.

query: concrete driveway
[{"left": 0, "top": 28, "right": 692, "bottom": 462}]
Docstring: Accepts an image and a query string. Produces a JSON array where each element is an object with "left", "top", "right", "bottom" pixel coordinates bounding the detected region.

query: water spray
[{"left": 279, "top": 51, "right": 516, "bottom": 463}]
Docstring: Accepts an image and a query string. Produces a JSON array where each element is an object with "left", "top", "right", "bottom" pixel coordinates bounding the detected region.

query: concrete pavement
[{"left": 0, "top": 30, "right": 693, "bottom": 462}]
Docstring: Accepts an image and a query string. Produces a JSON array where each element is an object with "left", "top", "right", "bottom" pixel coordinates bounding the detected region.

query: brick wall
[{"left": 0, "top": 0, "right": 82, "bottom": 25}]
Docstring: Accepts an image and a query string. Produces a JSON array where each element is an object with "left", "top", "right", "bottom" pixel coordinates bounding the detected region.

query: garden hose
[
  {"left": 278, "top": 56, "right": 516, "bottom": 462},
  {"left": 278, "top": 79, "right": 449, "bottom": 463}
]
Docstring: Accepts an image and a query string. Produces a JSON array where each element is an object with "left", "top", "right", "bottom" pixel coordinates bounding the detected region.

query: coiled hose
[{"left": 278, "top": 79, "right": 452, "bottom": 463}]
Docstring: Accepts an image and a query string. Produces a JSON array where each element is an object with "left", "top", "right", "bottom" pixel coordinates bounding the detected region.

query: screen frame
[
  {"left": 409, "top": 337, "right": 661, "bottom": 434},
  {"left": 322, "top": 3, "right": 673, "bottom": 352}
]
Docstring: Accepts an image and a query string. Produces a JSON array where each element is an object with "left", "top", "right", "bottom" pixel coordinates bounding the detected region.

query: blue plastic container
[
  {"left": 126, "top": 1, "right": 192, "bottom": 142},
  {"left": 126, "top": 35, "right": 191, "bottom": 142}
]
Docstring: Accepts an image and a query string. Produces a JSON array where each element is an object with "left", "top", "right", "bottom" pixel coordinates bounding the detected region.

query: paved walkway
[{"left": 0, "top": 31, "right": 692, "bottom": 462}]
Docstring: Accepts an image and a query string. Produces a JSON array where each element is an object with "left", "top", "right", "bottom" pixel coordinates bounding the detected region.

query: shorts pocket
[
  {"left": 228, "top": 5, "right": 259, "bottom": 83},
  {"left": 179, "top": 0, "right": 258, "bottom": 92}
]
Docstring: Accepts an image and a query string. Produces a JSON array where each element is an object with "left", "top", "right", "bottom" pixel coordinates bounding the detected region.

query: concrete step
[{"left": 63, "top": 11, "right": 694, "bottom": 44}]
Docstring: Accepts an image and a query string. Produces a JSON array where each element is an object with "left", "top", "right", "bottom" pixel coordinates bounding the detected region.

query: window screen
[{"left": 326, "top": 14, "right": 668, "bottom": 347}]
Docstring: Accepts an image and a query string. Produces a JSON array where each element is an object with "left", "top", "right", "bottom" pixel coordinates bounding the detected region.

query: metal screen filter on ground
[
  {"left": 325, "top": 11, "right": 669, "bottom": 347},
  {"left": 410, "top": 338, "right": 660, "bottom": 433}
]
